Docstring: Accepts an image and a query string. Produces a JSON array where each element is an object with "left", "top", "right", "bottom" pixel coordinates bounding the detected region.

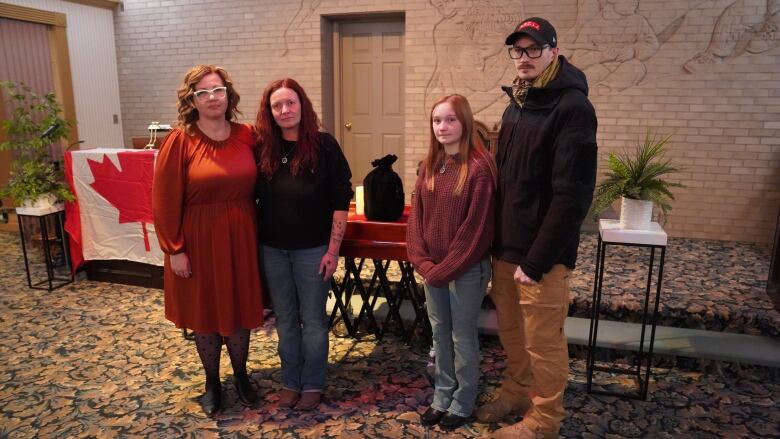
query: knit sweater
[{"left": 406, "top": 153, "right": 495, "bottom": 287}]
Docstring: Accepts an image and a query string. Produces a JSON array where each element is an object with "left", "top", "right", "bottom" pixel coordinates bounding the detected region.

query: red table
[{"left": 330, "top": 206, "right": 430, "bottom": 343}]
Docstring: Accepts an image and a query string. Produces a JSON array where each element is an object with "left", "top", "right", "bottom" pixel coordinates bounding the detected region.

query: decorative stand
[
  {"left": 16, "top": 205, "right": 74, "bottom": 291},
  {"left": 328, "top": 207, "right": 431, "bottom": 344},
  {"left": 768, "top": 205, "right": 779, "bottom": 311},
  {"left": 586, "top": 219, "right": 667, "bottom": 400}
]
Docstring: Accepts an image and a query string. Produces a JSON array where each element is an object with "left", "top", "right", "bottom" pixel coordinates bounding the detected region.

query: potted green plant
[
  {"left": 0, "top": 81, "right": 74, "bottom": 213},
  {"left": 590, "top": 129, "right": 684, "bottom": 230}
]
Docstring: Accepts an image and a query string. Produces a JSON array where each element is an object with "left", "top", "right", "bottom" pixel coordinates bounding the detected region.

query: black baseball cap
[{"left": 505, "top": 17, "right": 557, "bottom": 47}]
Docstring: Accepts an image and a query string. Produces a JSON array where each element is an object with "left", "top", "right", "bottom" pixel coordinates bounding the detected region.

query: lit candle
[{"left": 356, "top": 185, "right": 364, "bottom": 216}]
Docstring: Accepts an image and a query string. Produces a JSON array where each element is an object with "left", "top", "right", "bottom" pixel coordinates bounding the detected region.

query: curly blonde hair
[{"left": 175, "top": 65, "right": 241, "bottom": 134}]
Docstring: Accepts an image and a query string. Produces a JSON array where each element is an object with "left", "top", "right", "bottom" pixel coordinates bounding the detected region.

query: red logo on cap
[{"left": 519, "top": 21, "right": 541, "bottom": 31}]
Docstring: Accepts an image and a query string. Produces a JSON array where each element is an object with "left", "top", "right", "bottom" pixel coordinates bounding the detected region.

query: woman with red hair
[
  {"left": 407, "top": 94, "right": 496, "bottom": 430},
  {"left": 254, "top": 78, "right": 353, "bottom": 411}
]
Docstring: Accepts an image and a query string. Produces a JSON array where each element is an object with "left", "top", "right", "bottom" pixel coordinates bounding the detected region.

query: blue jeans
[
  {"left": 424, "top": 257, "right": 490, "bottom": 417},
  {"left": 261, "top": 244, "right": 330, "bottom": 392}
]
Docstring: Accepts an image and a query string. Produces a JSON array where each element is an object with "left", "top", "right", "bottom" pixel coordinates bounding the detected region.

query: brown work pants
[{"left": 490, "top": 258, "right": 572, "bottom": 434}]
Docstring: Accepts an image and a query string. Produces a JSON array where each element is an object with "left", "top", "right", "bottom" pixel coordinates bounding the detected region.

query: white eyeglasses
[{"left": 193, "top": 86, "right": 227, "bottom": 101}]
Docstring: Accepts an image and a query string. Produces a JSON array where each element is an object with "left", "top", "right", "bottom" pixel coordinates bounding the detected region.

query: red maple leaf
[{"left": 88, "top": 151, "right": 156, "bottom": 251}]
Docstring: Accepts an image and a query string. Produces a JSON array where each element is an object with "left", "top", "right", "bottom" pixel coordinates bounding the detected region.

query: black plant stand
[
  {"left": 768, "top": 205, "right": 780, "bottom": 311},
  {"left": 586, "top": 219, "right": 667, "bottom": 400},
  {"left": 17, "top": 207, "right": 74, "bottom": 291}
]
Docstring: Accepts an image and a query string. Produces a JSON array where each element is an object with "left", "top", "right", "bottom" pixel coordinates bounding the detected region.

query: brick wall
[{"left": 114, "top": 0, "right": 780, "bottom": 244}]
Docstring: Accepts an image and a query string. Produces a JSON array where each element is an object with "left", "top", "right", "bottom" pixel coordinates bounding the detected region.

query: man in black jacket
[{"left": 477, "top": 17, "right": 598, "bottom": 439}]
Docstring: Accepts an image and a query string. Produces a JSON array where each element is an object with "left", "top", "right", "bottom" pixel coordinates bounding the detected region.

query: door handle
[{"left": 345, "top": 122, "right": 352, "bottom": 130}]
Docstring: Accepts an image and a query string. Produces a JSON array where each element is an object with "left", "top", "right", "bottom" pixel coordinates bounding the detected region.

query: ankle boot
[
  {"left": 439, "top": 412, "right": 467, "bottom": 430},
  {"left": 235, "top": 373, "right": 257, "bottom": 405},
  {"left": 201, "top": 381, "right": 222, "bottom": 417},
  {"left": 420, "top": 407, "right": 446, "bottom": 426}
]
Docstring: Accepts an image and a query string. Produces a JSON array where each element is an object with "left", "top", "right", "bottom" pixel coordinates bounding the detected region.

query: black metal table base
[
  {"left": 586, "top": 235, "right": 666, "bottom": 400},
  {"left": 17, "top": 210, "right": 74, "bottom": 291},
  {"left": 329, "top": 257, "right": 430, "bottom": 343}
]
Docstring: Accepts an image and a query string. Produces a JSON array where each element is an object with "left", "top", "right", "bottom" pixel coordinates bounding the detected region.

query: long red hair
[
  {"left": 255, "top": 78, "right": 320, "bottom": 178},
  {"left": 424, "top": 94, "right": 496, "bottom": 195}
]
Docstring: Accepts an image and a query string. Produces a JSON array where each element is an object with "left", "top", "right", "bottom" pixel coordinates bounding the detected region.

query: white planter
[
  {"left": 619, "top": 197, "right": 653, "bottom": 230},
  {"left": 22, "top": 193, "right": 58, "bottom": 209},
  {"left": 16, "top": 193, "right": 64, "bottom": 216}
]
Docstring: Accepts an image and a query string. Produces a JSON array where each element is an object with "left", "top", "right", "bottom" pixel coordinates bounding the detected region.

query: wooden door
[{"left": 339, "top": 20, "right": 404, "bottom": 187}]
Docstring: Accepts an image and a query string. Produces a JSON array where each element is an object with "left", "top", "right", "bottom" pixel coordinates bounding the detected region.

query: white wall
[{"left": 4, "top": 0, "right": 124, "bottom": 148}]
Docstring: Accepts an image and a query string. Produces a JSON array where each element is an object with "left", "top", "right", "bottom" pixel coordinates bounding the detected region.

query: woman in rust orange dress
[{"left": 153, "top": 65, "right": 263, "bottom": 417}]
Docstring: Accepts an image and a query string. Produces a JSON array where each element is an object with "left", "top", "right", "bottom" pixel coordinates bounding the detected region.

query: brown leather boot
[
  {"left": 295, "top": 391, "right": 321, "bottom": 411},
  {"left": 475, "top": 395, "right": 532, "bottom": 423},
  {"left": 492, "top": 421, "right": 558, "bottom": 439},
  {"left": 278, "top": 388, "right": 300, "bottom": 408}
]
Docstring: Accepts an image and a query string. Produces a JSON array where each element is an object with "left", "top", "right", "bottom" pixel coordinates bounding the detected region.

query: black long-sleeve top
[{"left": 256, "top": 132, "right": 353, "bottom": 249}]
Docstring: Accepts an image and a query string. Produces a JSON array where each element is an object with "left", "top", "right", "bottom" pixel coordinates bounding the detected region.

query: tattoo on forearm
[{"left": 328, "top": 218, "right": 346, "bottom": 255}]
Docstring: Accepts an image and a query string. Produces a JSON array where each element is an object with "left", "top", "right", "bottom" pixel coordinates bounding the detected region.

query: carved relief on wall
[
  {"left": 421, "top": 0, "right": 683, "bottom": 110},
  {"left": 424, "top": 0, "right": 526, "bottom": 114},
  {"left": 683, "top": 0, "right": 780, "bottom": 73},
  {"left": 279, "top": 0, "right": 780, "bottom": 109},
  {"left": 562, "top": 0, "right": 668, "bottom": 92},
  {"left": 282, "top": 0, "right": 323, "bottom": 57},
  {"left": 422, "top": 0, "right": 780, "bottom": 102}
]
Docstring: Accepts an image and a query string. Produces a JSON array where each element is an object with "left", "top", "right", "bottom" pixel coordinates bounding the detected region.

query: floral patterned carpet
[
  {"left": 1, "top": 231, "right": 779, "bottom": 438},
  {"left": 346, "top": 232, "right": 780, "bottom": 337},
  {"left": 568, "top": 234, "right": 779, "bottom": 338}
]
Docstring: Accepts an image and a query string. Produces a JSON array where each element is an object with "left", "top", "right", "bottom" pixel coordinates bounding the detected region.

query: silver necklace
[
  {"left": 440, "top": 155, "right": 453, "bottom": 174},
  {"left": 281, "top": 143, "right": 296, "bottom": 164}
]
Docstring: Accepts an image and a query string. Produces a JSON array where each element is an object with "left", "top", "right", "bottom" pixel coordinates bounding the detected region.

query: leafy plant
[
  {"left": 0, "top": 81, "right": 74, "bottom": 204},
  {"left": 590, "top": 129, "right": 684, "bottom": 223}
]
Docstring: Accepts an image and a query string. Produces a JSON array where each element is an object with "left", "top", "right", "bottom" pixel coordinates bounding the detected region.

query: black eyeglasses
[{"left": 508, "top": 45, "right": 550, "bottom": 59}]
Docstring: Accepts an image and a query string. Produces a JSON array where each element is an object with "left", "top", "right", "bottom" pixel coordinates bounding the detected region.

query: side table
[
  {"left": 586, "top": 219, "right": 667, "bottom": 400},
  {"left": 16, "top": 205, "right": 74, "bottom": 291},
  {"left": 328, "top": 208, "right": 431, "bottom": 344}
]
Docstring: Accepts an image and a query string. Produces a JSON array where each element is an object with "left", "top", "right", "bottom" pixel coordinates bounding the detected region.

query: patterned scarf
[{"left": 511, "top": 56, "right": 561, "bottom": 108}]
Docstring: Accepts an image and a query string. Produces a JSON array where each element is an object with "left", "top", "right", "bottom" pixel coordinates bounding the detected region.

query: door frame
[
  {"left": 0, "top": 3, "right": 79, "bottom": 147},
  {"left": 321, "top": 12, "right": 405, "bottom": 147},
  {"left": 0, "top": 3, "right": 79, "bottom": 208}
]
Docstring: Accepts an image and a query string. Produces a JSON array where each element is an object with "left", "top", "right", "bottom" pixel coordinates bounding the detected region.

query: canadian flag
[{"left": 65, "top": 149, "right": 164, "bottom": 270}]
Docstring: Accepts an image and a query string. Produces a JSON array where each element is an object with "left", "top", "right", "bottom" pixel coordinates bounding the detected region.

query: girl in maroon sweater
[{"left": 407, "top": 94, "right": 496, "bottom": 430}]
